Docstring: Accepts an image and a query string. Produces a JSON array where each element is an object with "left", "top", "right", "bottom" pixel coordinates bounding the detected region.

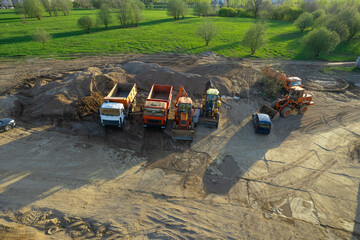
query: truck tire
[
  {"left": 280, "top": 107, "right": 291, "bottom": 118},
  {"left": 299, "top": 105, "right": 308, "bottom": 114}
]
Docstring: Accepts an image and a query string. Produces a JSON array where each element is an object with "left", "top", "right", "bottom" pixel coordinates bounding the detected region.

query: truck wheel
[
  {"left": 280, "top": 107, "right": 291, "bottom": 118},
  {"left": 299, "top": 105, "right": 308, "bottom": 114},
  {"left": 5, "top": 125, "right": 12, "bottom": 131}
]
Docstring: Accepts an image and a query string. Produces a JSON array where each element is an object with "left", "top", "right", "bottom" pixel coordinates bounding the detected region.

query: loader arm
[{"left": 173, "top": 86, "right": 188, "bottom": 108}]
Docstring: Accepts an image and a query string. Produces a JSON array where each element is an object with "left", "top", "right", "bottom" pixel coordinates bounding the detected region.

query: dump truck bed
[
  {"left": 147, "top": 84, "right": 173, "bottom": 103},
  {"left": 104, "top": 83, "right": 137, "bottom": 109}
]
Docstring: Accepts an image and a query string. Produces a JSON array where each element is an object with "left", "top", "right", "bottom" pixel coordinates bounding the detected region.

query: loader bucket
[
  {"left": 198, "top": 117, "right": 219, "bottom": 128},
  {"left": 260, "top": 105, "right": 278, "bottom": 119},
  {"left": 172, "top": 129, "right": 194, "bottom": 141}
]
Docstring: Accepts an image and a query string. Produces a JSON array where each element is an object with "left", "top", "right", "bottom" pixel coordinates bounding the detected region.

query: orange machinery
[
  {"left": 172, "top": 86, "right": 196, "bottom": 141},
  {"left": 261, "top": 86, "right": 314, "bottom": 118},
  {"left": 143, "top": 84, "right": 173, "bottom": 129},
  {"left": 262, "top": 66, "right": 302, "bottom": 94}
]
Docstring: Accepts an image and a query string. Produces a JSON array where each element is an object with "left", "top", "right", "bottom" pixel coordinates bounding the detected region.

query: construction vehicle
[
  {"left": 143, "top": 84, "right": 173, "bottom": 128},
  {"left": 262, "top": 66, "right": 302, "bottom": 94},
  {"left": 172, "top": 86, "right": 198, "bottom": 141},
  {"left": 100, "top": 83, "right": 137, "bottom": 127},
  {"left": 261, "top": 86, "right": 314, "bottom": 118},
  {"left": 198, "top": 81, "right": 221, "bottom": 128}
]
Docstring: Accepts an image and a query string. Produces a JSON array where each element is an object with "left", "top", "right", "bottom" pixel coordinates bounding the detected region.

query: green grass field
[{"left": 0, "top": 9, "right": 359, "bottom": 61}]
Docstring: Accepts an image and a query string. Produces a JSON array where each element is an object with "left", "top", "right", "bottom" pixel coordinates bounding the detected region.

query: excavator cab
[{"left": 177, "top": 97, "right": 192, "bottom": 128}]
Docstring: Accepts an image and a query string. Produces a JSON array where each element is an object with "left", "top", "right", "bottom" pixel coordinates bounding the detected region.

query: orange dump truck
[
  {"left": 262, "top": 66, "right": 302, "bottom": 94},
  {"left": 143, "top": 84, "right": 173, "bottom": 129}
]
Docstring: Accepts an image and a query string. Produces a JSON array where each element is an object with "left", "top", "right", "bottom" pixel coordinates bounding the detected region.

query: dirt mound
[
  {"left": 122, "top": 61, "right": 233, "bottom": 96},
  {"left": 18, "top": 67, "right": 130, "bottom": 121}
]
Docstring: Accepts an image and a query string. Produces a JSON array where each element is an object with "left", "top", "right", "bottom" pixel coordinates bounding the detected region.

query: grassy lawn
[{"left": 0, "top": 9, "right": 359, "bottom": 61}]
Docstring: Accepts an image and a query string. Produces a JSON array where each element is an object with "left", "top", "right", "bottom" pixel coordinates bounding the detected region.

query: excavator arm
[{"left": 173, "top": 86, "right": 188, "bottom": 107}]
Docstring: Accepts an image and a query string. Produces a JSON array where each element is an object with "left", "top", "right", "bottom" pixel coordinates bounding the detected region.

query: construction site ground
[{"left": 0, "top": 54, "right": 360, "bottom": 239}]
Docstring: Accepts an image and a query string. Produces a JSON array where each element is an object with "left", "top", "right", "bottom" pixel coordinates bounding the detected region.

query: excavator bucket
[
  {"left": 260, "top": 105, "right": 279, "bottom": 119},
  {"left": 172, "top": 129, "right": 194, "bottom": 141}
]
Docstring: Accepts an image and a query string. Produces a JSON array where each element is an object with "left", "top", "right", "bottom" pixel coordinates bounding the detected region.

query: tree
[
  {"left": 337, "top": 8, "right": 360, "bottom": 41},
  {"left": 242, "top": 21, "right": 268, "bottom": 55},
  {"left": 57, "top": 0, "right": 72, "bottom": 16},
  {"left": 78, "top": 16, "right": 95, "bottom": 33},
  {"left": 315, "top": 15, "right": 350, "bottom": 43},
  {"left": 167, "top": 0, "right": 187, "bottom": 20},
  {"left": 40, "top": 0, "right": 52, "bottom": 16},
  {"left": 247, "top": 0, "right": 264, "bottom": 18},
  {"left": 23, "top": 0, "right": 45, "bottom": 20},
  {"left": 294, "top": 12, "right": 314, "bottom": 32},
  {"left": 194, "top": 2, "right": 211, "bottom": 17},
  {"left": 311, "top": 9, "right": 325, "bottom": 20},
  {"left": 196, "top": 20, "right": 218, "bottom": 46},
  {"left": 301, "top": 27, "right": 340, "bottom": 57},
  {"left": 97, "top": 5, "right": 112, "bottom": 29},
  {"left": 32, "top": 28, "right": 51, "bottom": 47},
  {"left": 112, "top": 0, "right": 144, "bottom": 27}
]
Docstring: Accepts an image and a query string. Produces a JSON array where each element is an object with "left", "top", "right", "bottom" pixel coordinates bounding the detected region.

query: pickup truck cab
[{"left": 252, "top": 113, "right": 271, "bottom": 134}]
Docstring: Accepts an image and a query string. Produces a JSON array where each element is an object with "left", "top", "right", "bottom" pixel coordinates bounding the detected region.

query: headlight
[{"left": 10, "top": 120, "right": 14, "bottom": 123}]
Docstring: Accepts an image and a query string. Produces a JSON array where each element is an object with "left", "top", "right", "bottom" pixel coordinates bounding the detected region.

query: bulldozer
[
  {"left": 198, "top": 81, "right": 221, "bottom": 128},
  {"left": 172, "top": 86, "right": 196, "bottom": 141},
  {"left": 261, "top": 86, "right": 314, "bottom": 118}
]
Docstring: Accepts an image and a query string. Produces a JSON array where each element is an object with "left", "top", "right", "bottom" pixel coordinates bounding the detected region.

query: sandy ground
[{"left": 0, "top": 54, "right": 360, "bottom": 239}]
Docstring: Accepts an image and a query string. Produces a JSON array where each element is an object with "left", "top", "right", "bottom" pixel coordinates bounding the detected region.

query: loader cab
[
  {"left": 177, "top": 97, "right": 192, "bottom": 127},
  {"left": 204, "top": 88, "right": 221, "bottom": 115},
  {"left": 289, "top": 87, "right": 305, "bottom": 102}
]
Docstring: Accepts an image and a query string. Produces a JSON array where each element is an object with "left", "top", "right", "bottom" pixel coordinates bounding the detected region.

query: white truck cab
[{"left": 100, "top": 101, "right": 126, "bottom": 127}]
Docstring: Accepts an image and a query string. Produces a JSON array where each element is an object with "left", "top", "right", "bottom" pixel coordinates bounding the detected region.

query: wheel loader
[
  {"left": 172, "top": 86, "right": 198, "bottom": 141},
  {"left": 262, "top": 66, "right": 302, "bottom": 95},
  {"left": 198, "top": 81, "right": 221, "bottom": 128},
  {"left": 261, "top": 86, "right": 314, "bottom": 118}
]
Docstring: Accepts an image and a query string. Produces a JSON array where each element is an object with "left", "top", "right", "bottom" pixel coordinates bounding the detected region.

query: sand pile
[
  {"left": 19, "top": 67, "right": 129, "bottom": 121},
  {"left": 11, "top": 61, "right": 239, "bottom": 122},
  {"left": 121, "top": 61, "right": 233, "bottom": 96}
]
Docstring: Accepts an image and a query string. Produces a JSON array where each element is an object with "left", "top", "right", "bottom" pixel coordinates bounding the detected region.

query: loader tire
[
  {"left": 280, "top": 107, "right": 291, "bottom": 118},
  {"left": 299, "top": 105, "right": 308, "bottom": 114},
  {"left": 271, "top": 101, "right": 277, "bottom": 109}
]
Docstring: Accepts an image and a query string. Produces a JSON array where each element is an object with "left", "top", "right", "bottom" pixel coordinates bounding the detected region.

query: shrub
[
  {"left": 97, "top": 6, "right": 112, "bottom": 29},
  {"left": 311, "top": 9, "right": 325, "bottom": 20},
  {"left": 23, "top": 0, "right": 45, "bottom": 20},
  {"left": 78, "top": 16, "right": 95, "bottom": 33},
  {"left": 315, "top": 15, "right": 350, "bottom": 42},
  {"left": 113, "top": 0, "right": 144, "bottom": 27},
  {"left": 242, "top": 21, "right": 268, "bottom": 55},
  {"left": 196, "top": 20, "right": 218, "bottom": 46},
  {"left": 294, "top": 12, "right": 314, "bottom": 32},
  {"left": 337, "top": 8, "right": 360, "bottom": 41},
  {"left": 148, "top": 3, "right": 154, "bottom": 9},
  {"left": 32, "top": 28, "right": 51, "bottom": 46},
  {"left": 218, "top": 7, "right": 236, "bottom": 17},
  {"left": 194, "top": 2, "right": 211, "bottom": 17},
  {"left": 167, "top": 0, "right": 187, "bottom": 20},
  {"left": 301, "top": 27, "right": 340, "bottom": 57}
]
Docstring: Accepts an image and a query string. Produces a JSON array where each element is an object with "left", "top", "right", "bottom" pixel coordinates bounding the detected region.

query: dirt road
[{"left": 0, "top": 54, "right": 360, "bottom": 239}]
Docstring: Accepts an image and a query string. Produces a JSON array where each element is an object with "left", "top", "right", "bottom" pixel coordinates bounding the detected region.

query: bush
[
  {"left": 78, "top": 16, "right": 95, "bottom": 33},
  {"left": 260, "top": 77, "right": 282, "bottom": 98},
  {"left": 337, "top": 8, "right": 360, "bottom": 41},
  {"left": 167, "top": 0, "right": 187, "bottom": 20},
  {"left": 218, "top": 7, "right": 236, "bottom": 17},
  {"left": 237, "top": 8, "right": 253, "bottom": 18},
  {"left": 271, "top": 5, "right": 303, "bottom": 22},
  {"left": 148, "top": 3, "right": 154, "bottom": 9},
  {"left": 294, "top": 12, "right": 314, "bottom": 32},
  {"left": 196, "top": 20, "right": 218, "bottom": 46},
  {"left": 97, "top": 5, "right": 112, "bottom": 29},
  {"left": 23, "top": 0, "right": 45, "bottom": 20},
  {"left": 242, "top": 21, "right": 268, "bottom": 55},
  {"left": 113, "top": 0, "right": 144, "bottom": 27},
  {"left": 301, "top": 27, "right": 340, "bottom": 57},
  {"left": 32, "top": 28, "right": 51, "bottom": 46},
  {"left": 311, "top": 9, "right": 325, "bottom": 20},
  {"left": 194, "top": 2, "right": 211, "bottom": 17},
  {"left": 315, "top": 15, "right": 350, "bottom": 42}
]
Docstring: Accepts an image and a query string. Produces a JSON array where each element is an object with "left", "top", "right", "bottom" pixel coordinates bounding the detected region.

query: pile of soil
[{"left": 5, "top": 61, "right": 240, "bottom": 123}]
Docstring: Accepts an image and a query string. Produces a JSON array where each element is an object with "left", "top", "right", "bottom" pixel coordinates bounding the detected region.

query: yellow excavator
[{"left": 198, "top": 81, "right": 221, "bottom": 128}]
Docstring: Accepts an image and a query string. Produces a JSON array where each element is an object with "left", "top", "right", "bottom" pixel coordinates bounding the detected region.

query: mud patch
[{"left": 350, "top": 142, "right": 360, "bottom": 162}]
